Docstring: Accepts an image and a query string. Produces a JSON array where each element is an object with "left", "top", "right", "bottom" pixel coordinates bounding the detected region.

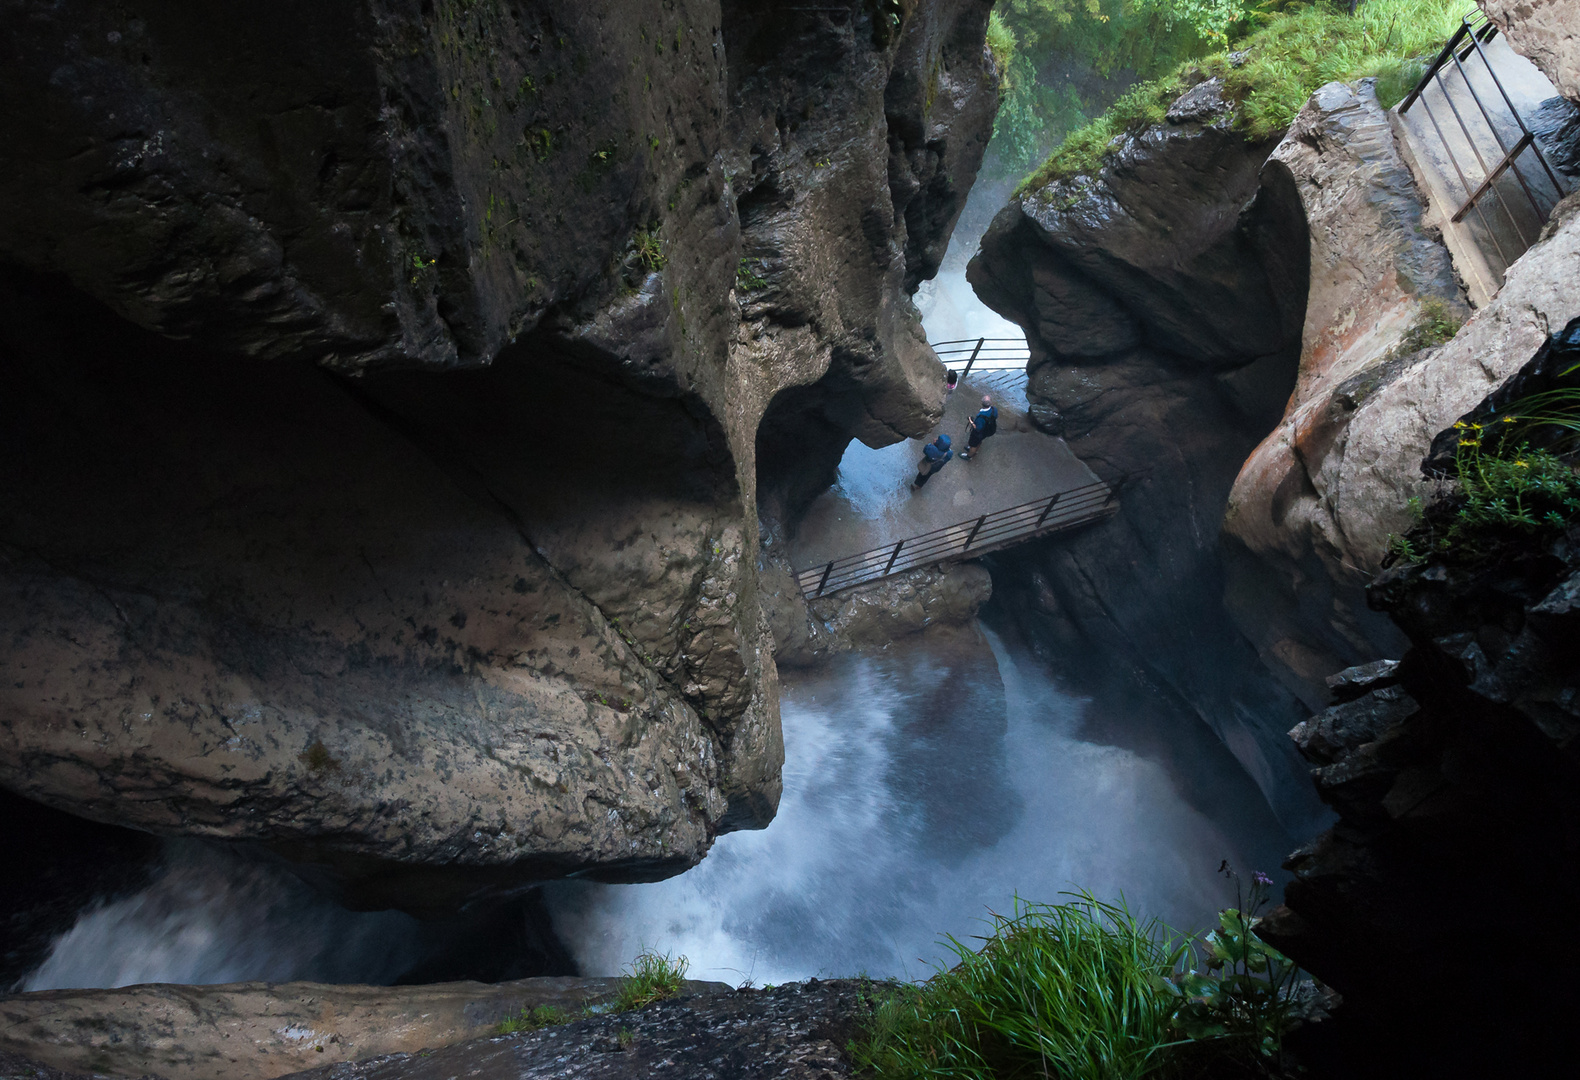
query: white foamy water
[
  {"left": 546, "top": 628, "right": 1290, "bottom": 986},
  {"left": 21, "top": 842, "right": 427, "bottom": 990}
]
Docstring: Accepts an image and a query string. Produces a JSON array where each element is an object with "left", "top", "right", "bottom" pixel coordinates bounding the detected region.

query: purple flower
[{"left": 1253, "top": 871, "right": 1273, "bottom": 887}]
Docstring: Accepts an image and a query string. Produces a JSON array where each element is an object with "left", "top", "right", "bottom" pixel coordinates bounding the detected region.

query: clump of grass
[
  {"left": 852, "top": 873, "right": 1303, "bottom": 1079},
  {"left": 497, "top": 1004, "right": 570, "bottom": 1035},
  {"left": 851, "top": 895, "right": 1187, "bottom": 1079},
  {"left": 632, "top": 226, "right": 665, "bottom": 272},
  {"left": 614, "top": 950, "right": 689, "bottom": 1011},
  {"left": 1021, "top": 0, "right": 1463, "bottom": 191},
  {"left": 1395, "top": 297, "right": 1463, "bottom": 355}
]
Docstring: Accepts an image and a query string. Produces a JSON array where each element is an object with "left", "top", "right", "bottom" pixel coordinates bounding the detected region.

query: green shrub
[
  {"left": 614, "top": 950, "right": 690, "bottom": 1012},
  {"left": 1021, "top": 0, "right": 1464, "bottom": 190},
  {"left": 497, "top": 1004, "right": 570, "bottom": 1035},
  {"left": 1396, "top": 297, "right": 1463, "bottom": 355}
]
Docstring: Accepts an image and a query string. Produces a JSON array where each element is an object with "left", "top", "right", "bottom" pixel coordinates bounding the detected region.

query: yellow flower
[
  {"left": 1515, "top": 460, "right": 1529, "bottom": 468},
  {"left": 1502, "top": 416, "right": 1516, "bottom": 423},
  {"left": 1454, "top": 421, "right": 1467, "bottom": 429},
  {"left": 1459, "top": 439, "right": 1478, "bottom": 446}
]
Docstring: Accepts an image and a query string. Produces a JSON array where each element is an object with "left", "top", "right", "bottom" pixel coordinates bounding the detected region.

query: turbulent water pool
[{"left": 19, "top": 621, "right": 1291, "bottom": 991}]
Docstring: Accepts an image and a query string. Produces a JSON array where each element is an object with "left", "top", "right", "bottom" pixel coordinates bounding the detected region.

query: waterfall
[{"left": 545, "top": 626, "right": 1292, "bottom": 986}]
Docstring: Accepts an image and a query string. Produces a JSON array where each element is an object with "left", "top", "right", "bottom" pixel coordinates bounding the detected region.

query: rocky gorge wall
[
  {"left": 967, "top": 82, "right": 1327, "bottom": 831},
  {"left": 0, "top": 0, "right": 998, "bottom": 911},
  {"left": 969, "top": 9, "right": 1580, "bottom": 1069}
]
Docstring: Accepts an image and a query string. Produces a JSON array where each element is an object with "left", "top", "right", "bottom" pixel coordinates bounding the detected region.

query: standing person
[
  {"left": 912, "top": 434, "right": 952, "bottom": 489},
  {"left": 960, "top": 395, "right": 997, "bottom": 460},
  {"left": 945, "top": 369, "right": 959, "bottom": 396}
]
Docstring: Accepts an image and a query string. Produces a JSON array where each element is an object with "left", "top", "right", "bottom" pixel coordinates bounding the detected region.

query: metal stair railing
[
  {"left": 795, "top": 478, "right": 1118, "bottom": 599},
  {"left": 1398, "top": 9, "right": 1571, "bottom": 281}
]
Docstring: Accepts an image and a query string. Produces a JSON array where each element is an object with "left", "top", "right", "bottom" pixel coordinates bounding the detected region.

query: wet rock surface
[
  {"left": 275, "top": 981, "right": 865, "bottom": 1080},
  {"left": 0, "top": 1, "right": 998, "bottom": 908},
  {"left": 762, "top": 559, "right": 991, "bottom": 669},
  {"left": 1262, "top": 334, "right": 1580, "bottom": 1073},
  {"left": 1221, "top": 79, "right": 1460, "bottom": 708},
  {"left": 0, "top": 977, "right": 728, "bottom": 1080}
]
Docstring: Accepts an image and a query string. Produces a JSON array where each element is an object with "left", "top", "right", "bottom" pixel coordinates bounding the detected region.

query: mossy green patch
[{"left": 1020, "top": 0, "right": 1464, "bottom": 193}]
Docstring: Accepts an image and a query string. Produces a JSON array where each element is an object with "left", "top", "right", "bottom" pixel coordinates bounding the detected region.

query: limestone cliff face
[
  {"left": 1220, "top": 81, "right": 1461, "bottom": 709},
  {"left": 0, "top": 0, "right": 997, "bottom": 909},
  {"left": 968, "top": 93, "right": 1327, "bottom": 831},
  {"left": 1225, "top": 83, "right": 1580, "bottom": 711}
]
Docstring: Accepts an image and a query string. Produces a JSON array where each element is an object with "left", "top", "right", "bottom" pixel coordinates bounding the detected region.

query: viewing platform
[{"left": 786, "top": 357, "right": 1112, "bottom": 597}]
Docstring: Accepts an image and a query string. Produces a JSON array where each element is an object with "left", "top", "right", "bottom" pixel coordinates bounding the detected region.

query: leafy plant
[
  {"left": 736, "top": 258, "right": 768, "bottom": 291},
  {"left": 497, "top": 1004, "right": 570, "bottom": 1034},
  {"left": 985, "top": 10, "right": 1017, "bottom": 85},
  {"left": 1159, "top": 864, "right": 1301, "bottom": 1064},
  {"left": 614, "top": 950, "right": 689, "bottom": 1011}
]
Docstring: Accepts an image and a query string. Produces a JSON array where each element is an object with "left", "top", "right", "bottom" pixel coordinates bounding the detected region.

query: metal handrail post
[
  {"left": 963, "top": 514, "right": 987, "bottom": 549},
  {"left": 1400, "top": 23, "right": 1468, "bottom": 112},
  {"left": 883, "top": 539, "right": 905, "bottom": 575},
  {"left": 961, "top": 337, "right": 984, "bottom": 380},
  {"left": 816, "top": 561, "right": 833, "bottom": 596},
  {"left": 1035, "top": 492, "right": 1061, "bottom": 527}
]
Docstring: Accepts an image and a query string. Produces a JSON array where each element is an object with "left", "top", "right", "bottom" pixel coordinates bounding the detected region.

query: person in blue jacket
[
  {"left": 960, "top": 395, "right": 997, "bottom": 460},
  {"left": 912, "top": 433, "right": 952, "bottom": 490}
]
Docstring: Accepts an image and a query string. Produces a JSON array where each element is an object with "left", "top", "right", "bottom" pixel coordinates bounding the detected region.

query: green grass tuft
[
  {"left": 1020, "top": 0, "right": 1464, "bottom": 192},
  {"left": 850, "top": 895, "right": 1188, "bottom": 1080},
  {"left": 497, "top": 1004, "right": 570, "bottom": 1035},
  {"left": 614, "top": 950, "right": 689, "bottom": 1012}
]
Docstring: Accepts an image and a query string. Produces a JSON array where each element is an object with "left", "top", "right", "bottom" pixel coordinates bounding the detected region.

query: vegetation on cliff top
[
  {"left": 1017, "top": 0, "right": 1465, "bottom": 192},
  {"left": 851, "top": 869, "right": 1305, "bottom": 1079}
]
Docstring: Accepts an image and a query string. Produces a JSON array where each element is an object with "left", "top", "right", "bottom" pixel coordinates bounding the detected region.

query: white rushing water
[
  {"left": 21, "top": 842, "right": 429, "bottom": 990},
  {"left": 546, "top": 627, "right": 1290, "bottom": 986}
]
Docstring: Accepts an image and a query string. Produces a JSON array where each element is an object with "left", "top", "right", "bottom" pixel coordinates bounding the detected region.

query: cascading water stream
[{"left": 545, "top": 625, "right": 1293, "bottom": 986}]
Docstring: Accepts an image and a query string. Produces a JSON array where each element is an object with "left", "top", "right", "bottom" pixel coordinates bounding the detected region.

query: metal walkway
[
  {"left": 1396, "top": 10, "right": 1573, "bottom": 301},
  {"left": 794, "top": 478, "right": 1116, "bottom": 598}
]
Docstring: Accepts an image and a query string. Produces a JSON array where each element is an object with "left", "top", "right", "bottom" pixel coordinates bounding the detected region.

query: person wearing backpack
[
  {"left": 960, "top": 395, "right": 997, "bottom": 460},
  {"left": 912, "top": 433, "right": 952, "bottom": 490}
]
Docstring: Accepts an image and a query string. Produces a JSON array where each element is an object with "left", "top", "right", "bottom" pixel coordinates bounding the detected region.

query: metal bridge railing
[
  {"left": 934, "top": 336, "right": 1032, "bottom": 394},
  {"left": 1399, "top": 10, "right": 1571, "bottom": 284},
  {"left": 794, "top": 478, "right": 1117, "bottom": 599}
]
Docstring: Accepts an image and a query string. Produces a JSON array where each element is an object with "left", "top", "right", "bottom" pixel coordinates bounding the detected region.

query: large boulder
[{"left": 0, "top": 0, "right": 999, "bottom": 909}]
